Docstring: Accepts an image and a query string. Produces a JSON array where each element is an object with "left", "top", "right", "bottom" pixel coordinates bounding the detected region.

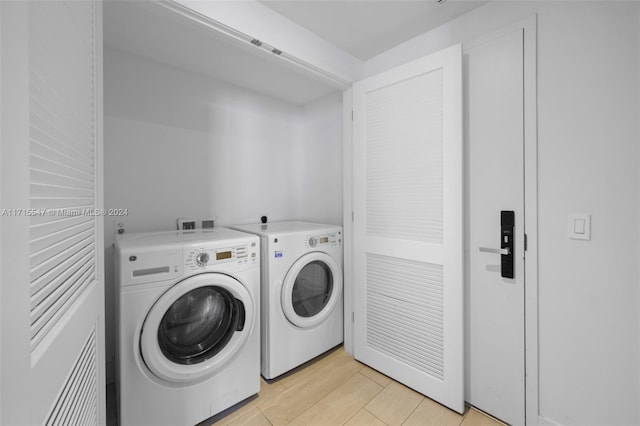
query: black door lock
[{"left": 500, "top": 210, "right": 515, "bottom": 279}]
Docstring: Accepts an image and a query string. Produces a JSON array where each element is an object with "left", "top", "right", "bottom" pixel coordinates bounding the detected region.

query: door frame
[{"left": 343, "top": 15, "right": 539, "bottom": 425}]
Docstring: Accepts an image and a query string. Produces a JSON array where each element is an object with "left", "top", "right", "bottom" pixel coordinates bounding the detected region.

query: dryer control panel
[
  {"left": 185, "top": 241, "right": 258, "bottom": 271},
  {"left": 304, "top": 230, "right": 342, "bottom": 249}
]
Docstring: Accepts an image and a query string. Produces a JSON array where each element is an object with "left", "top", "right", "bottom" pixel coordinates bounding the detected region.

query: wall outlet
[
  {"left": 177, "top": 218, "right": 197, "bottom": 230},
  {"left": 115, "top": 222, "right": 125, "bottom": 234}
]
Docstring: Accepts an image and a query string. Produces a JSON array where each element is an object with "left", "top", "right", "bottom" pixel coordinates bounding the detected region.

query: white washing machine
[
  {"left": 115, "top": 228, "right": 260, "bottom": 426},
  {"left": 230, "top": 221, "right": 343, "bottom": 379}
]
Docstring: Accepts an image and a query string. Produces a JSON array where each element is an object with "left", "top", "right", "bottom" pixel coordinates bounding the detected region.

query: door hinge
[
  {"left": 352, "top": 311, "right": 355, "bottom": 322},
  {"left": 524, "top": 233, "right": 528, "bottom": 251},
  {"left": 351, "top": 110, "right": 354, "bottom": 121}
]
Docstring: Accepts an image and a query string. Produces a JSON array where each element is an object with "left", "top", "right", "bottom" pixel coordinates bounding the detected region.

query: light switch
[{"left": 568, "top": 213, "right": 590, "bottom": 240}]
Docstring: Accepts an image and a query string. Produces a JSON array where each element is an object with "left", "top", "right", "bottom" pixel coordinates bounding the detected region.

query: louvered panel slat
[
  {"left": 31, "top": 267, "right": 95, "bottom": 349},
  {"left": 366, "top": 311, "right": 444, "bottom": 372},
  {"left": 29, "top": 108, "right": 93, "bottom": 158},
  {"left": 29, "top": 123, "right": 93, "bottom": 167},
  {"left": 31, "top": 215, "right": 94, "bottom": 236},
  {"left": 31, "top": 198, "right": 94, "bottom": 210},
  {"left": 365, "top": 69, "right": 443, "bottom": 243},
  {"left": 31, "top": 260, "right": 93, "bottom": 325},
  {"left": 368, "top": 257, "right": 443, "bottom": 305},
  {"left": 30, "top": 154, "right": 94, "bottom": 183},
  {"left": 30, "top": 137, "right": 93, "bottom": 175},
  {"left": 368, "top": 276, "right": 444, "bottom": 310},
  {"left": 366, "top": 311, "right": 443, "bottom": 369},
  {"left": 30, "top": 243, "right": 93, "bottom": 294},
  {"left": 367, "top": 306, "right": 444, "bottom": 380},
  {"left": 28, "top": 90, "right": 92, "bottom": 158},
  {"left": 76, "top": 396, "right": 98, "bottom": 426},
  {"left": 44, "top": 328, "right": 97, "bottom": 426},
  {"left": 30, "top": 93, "right": 92, "bottom": 144},
  {"left": 50, "top": 334, "right": 93, "bottom": 426},
  {"left": 30, "top": 70, "right": 84, "bottom": 133},
  {"left": 31, "top": 219, "right": 93, "bottom": 253},
  {"left": 367, "top": 277, "right": 444, "bottom": 331},
  {"left": 30, "top": 84, "right": 92, "bottom": 152},
  {"left": 367, "top": 334, "right": 443, "bottom": 379},
  {"left": 27, "top": 1, "right": 100, "bottom": 424},
  {"left": 31, "top": 228, "right": 94, "bottom": 269},
  {"left": 63, "top": 353, "right": 94, "bottom": 426},
  {"left": 366, "top": 253, "right": 444, "bottom": 380},
  {"left": 31, "top": 169, "right": 94, "bottom": 191},
  {"left": 368, "top": 270, "right": 443, "bottom": 301},
  {"left": 30, "top": 182, "right": 94, "bottom": 199},
  {"left": 73, "top": 387, "right": 97, "bottom": 426},
  {"left": 368, "top": 292, "right": 443, "bottom": 342},
  {"left": 75, "top": 395, "right": 97, "bottom": 426}
]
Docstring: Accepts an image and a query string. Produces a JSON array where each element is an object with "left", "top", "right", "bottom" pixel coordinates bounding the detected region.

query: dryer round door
[
  {"left": 140, "top": 273, "right": 255, "bottom": 384},
  {"left": 281, "top": 252, "right": 342, "bottom": 328}
]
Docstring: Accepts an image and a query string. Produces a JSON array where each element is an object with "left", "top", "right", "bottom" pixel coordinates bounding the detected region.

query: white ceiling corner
[{"left": 258, "top": 0, "right": 488, "bottom": 60}]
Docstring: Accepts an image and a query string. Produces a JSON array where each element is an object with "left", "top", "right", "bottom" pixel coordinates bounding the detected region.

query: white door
[
  {"left": 465, "top": 28, "right": 525, "bottom": 425},
  {"left": 352, "top": 44, "right": 464, "bottom": 413},
  {"left": 0, "top": 1, "right": 105, "bottom": 424}
]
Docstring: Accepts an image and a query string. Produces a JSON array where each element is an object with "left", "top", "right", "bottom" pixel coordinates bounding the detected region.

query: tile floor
[{"left": 205, "top": 347, "right": 505, "bottom": 426}]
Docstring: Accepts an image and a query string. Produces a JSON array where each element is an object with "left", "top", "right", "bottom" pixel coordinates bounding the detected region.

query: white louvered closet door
[
  {"left": 352, "top": 44, "right": 463, "bottom": 413},
  {"left": 0, "top": 1, "right": 105, "bottom": 424}
]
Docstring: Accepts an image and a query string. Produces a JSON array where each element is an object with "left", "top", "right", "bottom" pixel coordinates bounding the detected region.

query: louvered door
[
  {"left": 352, "top": 44, "right": 463, "bottom": 413},
  {"left": 0, "top": 1, "right": 105, "bottom": 424}
]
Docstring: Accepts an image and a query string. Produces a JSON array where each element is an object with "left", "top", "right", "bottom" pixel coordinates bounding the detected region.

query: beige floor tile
[
  {"left": 344, "top": 409, "right": 386, "bottom": 426},
  {"left": 460, "top": 408, "right": 505, "bottom": 426},
  {"left": 257, "top": 352, "right": 363, "bottom": 425},
  {"left": 358, "top": 365, "right": 393, "bottom": 388},
  {"left": 288, "top": 372, "right": 383, "bottom": 426},
  {"left": 214, "top": 378, "right": 285, "bottom": 422},
  {"left": 365, "top": 381, "right": 424, "bottom": 425},
  {"left": 253, "top": 378, "right": 286, "bottom": 405},
  {"left": 278, "top": 347, "right": 348, "bottom": 389},
  {"left": 403, "top": 398, "right": 464, "bottom": 426},
  {"left": 219, "top": 406, "right": 272, "bottom": 426}
]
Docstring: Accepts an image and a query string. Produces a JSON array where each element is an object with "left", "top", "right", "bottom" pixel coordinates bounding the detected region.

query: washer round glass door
[
  {"left": 281, "top": 252, "right": 342, "bottom": 328},
  {"left": 140, "top": 273, "right": 255, "bottom": 384}
]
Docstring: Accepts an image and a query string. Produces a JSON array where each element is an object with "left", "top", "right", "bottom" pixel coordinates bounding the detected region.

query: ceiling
[
  {"left": 258, "top": 0, "right": 487, "bottom": 60},
  {"left": 104, "top": 1, "right": 341, "bottom": 105},
  {"left": 104, "top": 1, "right": 486, "bottom": 105}
]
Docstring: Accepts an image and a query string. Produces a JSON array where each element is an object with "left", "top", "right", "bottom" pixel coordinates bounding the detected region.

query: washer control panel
[
  {"left": 304, "top": 230, "right": 342, "bottom": 249},
  {"left": 186, "top": 241, "right": 258, "bottom": 271}
]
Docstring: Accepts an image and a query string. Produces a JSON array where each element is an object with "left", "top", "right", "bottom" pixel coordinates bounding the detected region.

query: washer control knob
[
  {"left": 308, "top": 237, "right": 317, "bottom": 248},
  {"left": 195, "top": 252, "right": 210, "bottom": 266}
]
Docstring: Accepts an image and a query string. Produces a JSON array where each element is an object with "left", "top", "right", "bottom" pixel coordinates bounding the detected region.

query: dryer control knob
[
  {"left": 308, "top": 237, "right": 317, "bottom": 248},
  {"left": 196, "top": 252, "right": 210, "bottom": 266}
]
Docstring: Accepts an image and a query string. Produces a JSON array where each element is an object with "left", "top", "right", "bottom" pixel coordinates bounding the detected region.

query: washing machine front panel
[
  {"left": 281, "top": 252, "right": 343, "bottom": 329},
  {"left": 140, "top": 272, "right": 255, "bottom": 384}
]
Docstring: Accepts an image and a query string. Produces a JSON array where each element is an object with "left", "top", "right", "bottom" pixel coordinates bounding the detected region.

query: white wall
[
  {"left": 364, "top": 2, "right": 640, "bottom": 425},
  {"left": 295, "top": 92, "right": 344, "bottom": 225},
  {"left": 103, "top": 47, "right": 342, "bottom": 383}
]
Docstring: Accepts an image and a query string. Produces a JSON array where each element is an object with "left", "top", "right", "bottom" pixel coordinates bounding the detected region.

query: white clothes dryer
[
  {"left": 230, "top": 221, "right": 343, "bottom": 379},
  {"left": 115, "top": 228, "right": 260, "bottom": 426}
]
